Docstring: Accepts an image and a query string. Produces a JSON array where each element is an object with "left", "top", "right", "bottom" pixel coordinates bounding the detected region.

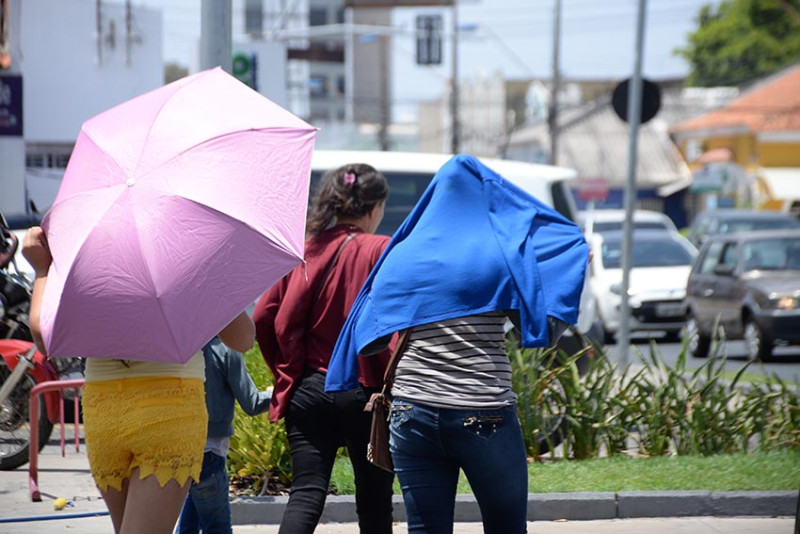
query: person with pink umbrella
[
  {"left": 20, "top": 68, "right": 316, "bottom": 534},
  {"left": 23, "top": 226, "right": 255, "bottom": 534}
]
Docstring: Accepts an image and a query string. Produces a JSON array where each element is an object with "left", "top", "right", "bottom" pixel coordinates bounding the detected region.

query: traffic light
[{"left": 416, "top": 14, "right": 442, "bottom": 66}]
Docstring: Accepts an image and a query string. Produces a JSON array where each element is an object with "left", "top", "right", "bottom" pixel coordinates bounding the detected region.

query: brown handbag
[{"left": 364, "top": 328, "right": 412, "bottom": 473}]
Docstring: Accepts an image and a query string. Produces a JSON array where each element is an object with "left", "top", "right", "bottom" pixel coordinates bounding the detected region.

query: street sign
[
  {"left": 612, "top": 78, "right": 660, "bottom": 124},
  {"left": 0, "top": 74, "right": 22, "bottom": 136},
  {"left": 578, "top": 177, "right": 609, "bottom": 202},
  {"left": 232, "top": 52, "right": 257, "bottom": 90}
]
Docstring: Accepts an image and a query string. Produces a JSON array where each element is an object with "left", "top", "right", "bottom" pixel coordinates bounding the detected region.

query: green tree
[
  {"left": 677, "top": 0, "right": 800, "bottom": 86},
  {"left": 164, "top": 62, "right": 189, "bottom": 84}
]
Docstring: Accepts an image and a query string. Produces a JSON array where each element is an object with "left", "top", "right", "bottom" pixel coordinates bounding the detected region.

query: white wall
[
  {"left": 0, "top": 0, "right": 25, "bottom": 215},
  {"left": 0, "top": 0, "right": 162, "bottom": 215},
  {"left": 233, "top": 40, "right": 288, "bottom": 109},
  {"left": 20, "top": 0, "right": 163, "bottom": 143}
]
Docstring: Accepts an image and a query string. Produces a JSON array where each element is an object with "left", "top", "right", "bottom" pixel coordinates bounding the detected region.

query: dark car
[
  {"left": 685, "top": 229, "right": 800, "bottom": 360},
  {"left": 687, "top": 209, "right": 800, "bottom": 248}
]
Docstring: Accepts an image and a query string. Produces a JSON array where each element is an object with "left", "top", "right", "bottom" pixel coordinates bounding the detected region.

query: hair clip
[{"left": 343, "top": 172, "right": 356, "bottom": 186}]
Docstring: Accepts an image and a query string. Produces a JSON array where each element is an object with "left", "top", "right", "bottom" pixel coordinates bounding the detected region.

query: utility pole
[
  {"left": 450, "top": 0, "right": 459, "bottom": 155},
  {"left": 378, "top": 34, "right": 390, "bottom": 151},
  {"left": 200, "top": 0, "right": 232, "bottom": 73},
  {"left": 548, "top": 0, "right": 561, "bottom": 165},
  {"left": 618, "top": 0, "right": 649, "bottom": 367}
]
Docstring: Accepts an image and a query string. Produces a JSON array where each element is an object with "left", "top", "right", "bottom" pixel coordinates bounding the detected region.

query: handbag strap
[{"left": 382, "top": 328, "right": 413, "bottom": 389}]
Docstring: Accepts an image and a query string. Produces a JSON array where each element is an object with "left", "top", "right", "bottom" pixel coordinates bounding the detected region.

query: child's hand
[{"left": 22, "top": 227, "right": 52, "bottom": 277}]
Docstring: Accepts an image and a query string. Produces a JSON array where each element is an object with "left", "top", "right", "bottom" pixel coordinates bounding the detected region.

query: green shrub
[
  {"left": 227, "top": 345, "right": 291, "bottom": 494},
  {"left": 229, "top": 337, "right": 800, "bottom": 493}
]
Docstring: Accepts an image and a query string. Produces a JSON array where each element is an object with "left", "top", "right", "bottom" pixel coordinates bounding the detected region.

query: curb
[{"left": 231, "top": 490, "right": 798, "bottom": 525}]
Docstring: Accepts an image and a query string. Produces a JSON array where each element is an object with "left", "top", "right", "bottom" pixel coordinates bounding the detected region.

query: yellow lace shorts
[{"left": 82, "top": 377, "right": 208, "bottom": 492}]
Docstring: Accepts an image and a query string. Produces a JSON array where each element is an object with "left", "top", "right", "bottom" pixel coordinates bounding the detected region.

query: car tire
[
  {"left": 685, "top": 315, "right": 710, "bottom": 358},
  {"left": 744, "top": 316, "right": 773, "bottom": 362},
  {"left": 663, "top": 330, "right": 682, "bottom": 343}
]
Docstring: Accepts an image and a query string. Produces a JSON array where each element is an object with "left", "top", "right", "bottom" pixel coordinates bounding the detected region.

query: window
[
  {"left": 698, "top": 241, "right": 724, "bottom": 274},
  {"left": 550, "top": 181, "right": 576, "bottom": 222},
  {"left": 309, "top": 75, "right": 328, "bottom": 98},
  {"left": 309, "top": 7, "right": 327, "bottom": 26},
  {"left": 244, "top": 0, "right": 263, "bottom": 34},
  {"left": 310, "top": 170, "right": 435, "bottom": 236},
  {"left": 601, "top": 237, "right": 694, "bottom": 269},
  {"left": 26, "top": 154, "right": 45, "bottom": 167},
  {"left": 719, "top": 243, "right": 738, "bottom": 270}
]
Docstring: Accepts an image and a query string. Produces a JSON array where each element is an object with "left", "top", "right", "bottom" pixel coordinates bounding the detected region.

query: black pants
[{"left": 279, "top": 370, "right": 394, "bottom": 534}]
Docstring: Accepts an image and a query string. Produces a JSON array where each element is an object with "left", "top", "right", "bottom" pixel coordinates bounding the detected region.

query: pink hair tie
[{"left": 343, "top": 172, "right": 356, "bottom": 186}]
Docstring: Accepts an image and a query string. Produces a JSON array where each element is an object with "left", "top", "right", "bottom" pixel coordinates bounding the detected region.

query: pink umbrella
[{"left": 40, "top": 67, "right": 316, "bottom": 363}]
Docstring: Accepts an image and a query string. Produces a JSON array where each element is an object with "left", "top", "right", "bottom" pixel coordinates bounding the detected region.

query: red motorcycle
[
  {"left": 0, "top": 340, "right": 60, "bottom": 470},
  {"left": 0, "top": 214, "right": 81, "bottom": 470}
]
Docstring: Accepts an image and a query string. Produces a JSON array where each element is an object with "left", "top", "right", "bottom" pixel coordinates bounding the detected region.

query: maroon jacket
[{"left": 254, "top": 224, "right": 392, "bottom": 422}]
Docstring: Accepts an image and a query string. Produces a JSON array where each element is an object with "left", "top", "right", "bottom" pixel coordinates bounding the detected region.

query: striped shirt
[{"left": 391, "top": 312, "right": 517, "bottom": 409}]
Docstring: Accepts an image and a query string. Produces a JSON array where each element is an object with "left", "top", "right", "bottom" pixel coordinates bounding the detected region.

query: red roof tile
[{"left": 672, "top": 64, "right": 800, "bottom": 134}]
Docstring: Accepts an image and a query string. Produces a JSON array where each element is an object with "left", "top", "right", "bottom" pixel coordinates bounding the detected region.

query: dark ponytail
[{"left": 306, "top": 163, "right": 389, "bottom": 236}]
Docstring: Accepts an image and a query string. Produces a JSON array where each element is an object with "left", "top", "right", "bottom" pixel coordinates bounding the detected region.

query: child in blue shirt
[{"left": 176, "top": 337, "right": 272, "bottom": 534}]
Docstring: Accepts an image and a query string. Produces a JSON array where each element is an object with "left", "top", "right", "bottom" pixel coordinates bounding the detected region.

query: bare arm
[
  {"left": 218, "top": 311, "right": 255, "bottom": 353},
  {"left": 21, "top": 227, "right": 51, "bottom": 356}
]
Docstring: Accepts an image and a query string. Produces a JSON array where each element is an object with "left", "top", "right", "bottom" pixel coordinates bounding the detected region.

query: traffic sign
[
  {"left": 612, "top": 78, "right": 661, "bottom": 124},
  {"left": 578, "top": 177, "right": 609, "bottom": 202}
]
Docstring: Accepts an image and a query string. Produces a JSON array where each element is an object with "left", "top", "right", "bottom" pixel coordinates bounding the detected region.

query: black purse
[{"left": 364, "top": 328, "right": 411, "bottom": 473}]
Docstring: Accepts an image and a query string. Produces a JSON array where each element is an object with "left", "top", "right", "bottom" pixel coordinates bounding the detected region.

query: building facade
[{"left": 0, "top": 0, "right": 163, "bottom": 216}]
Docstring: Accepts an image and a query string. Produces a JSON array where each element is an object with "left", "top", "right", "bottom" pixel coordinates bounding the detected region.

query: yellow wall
[
  {"left": 758, "top": 142, "right": 800, "bottom": 167},
  {"left": 679, "top": 134, "right": 756, "bottom": 171}
]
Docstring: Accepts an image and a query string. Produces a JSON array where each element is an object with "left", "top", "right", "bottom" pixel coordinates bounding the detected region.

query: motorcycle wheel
[{"left": 0, "top": 365, "right": 54, "bottom": 470}]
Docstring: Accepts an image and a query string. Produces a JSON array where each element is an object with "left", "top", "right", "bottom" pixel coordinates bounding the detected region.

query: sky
[{"left": 139, "top": 0, "right": 720, "bottom": 115}]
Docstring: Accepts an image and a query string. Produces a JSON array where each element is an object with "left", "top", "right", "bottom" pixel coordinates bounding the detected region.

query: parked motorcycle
[{"left": 0, "top": 213, "right": 83, "bottom": 470}]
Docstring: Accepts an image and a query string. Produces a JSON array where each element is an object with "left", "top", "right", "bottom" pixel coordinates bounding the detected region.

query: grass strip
[{"left": 328, "top": 450, "right": 800, "bottom": 495}]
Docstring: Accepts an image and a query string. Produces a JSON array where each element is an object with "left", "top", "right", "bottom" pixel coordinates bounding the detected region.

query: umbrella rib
[
  {"left": 130, "top": 210, "right": 184, "bottom": 361},
  {"left": 128, "top": 70, "right": 215, "bottom": 181},
  {"left": 138, "top": 127, "right": 313, "bottom": 181}
]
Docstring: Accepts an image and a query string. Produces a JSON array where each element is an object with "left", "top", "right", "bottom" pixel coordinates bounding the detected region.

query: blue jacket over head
[{"left": 325, "top": 154, "right": 589, "bottom": 392}]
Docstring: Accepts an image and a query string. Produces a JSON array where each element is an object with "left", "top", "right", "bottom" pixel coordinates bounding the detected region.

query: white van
[{"left": 309, "top": 150, "right": 599, "bottom": 340}]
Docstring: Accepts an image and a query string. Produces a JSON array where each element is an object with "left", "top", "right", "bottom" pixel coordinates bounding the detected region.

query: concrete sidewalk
[{"left": 0, "top": 438, "right": 796, "bottom": 534}]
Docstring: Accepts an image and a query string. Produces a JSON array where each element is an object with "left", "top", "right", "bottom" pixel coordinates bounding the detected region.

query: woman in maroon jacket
[{"left": 253, "top": 163, "right": 393, "bottom": 534}]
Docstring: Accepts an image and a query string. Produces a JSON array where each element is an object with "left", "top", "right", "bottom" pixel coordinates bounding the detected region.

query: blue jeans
[
  {"left": 390, "top": 400, "right": 528, "bottom": 534},
  {"left": 176, "top": 451, "right": 232, "bottom": 534}
]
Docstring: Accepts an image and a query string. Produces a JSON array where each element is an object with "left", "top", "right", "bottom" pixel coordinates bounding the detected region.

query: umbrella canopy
[{"left": 40, "top": 67, "right": 316, "bottom": 363}]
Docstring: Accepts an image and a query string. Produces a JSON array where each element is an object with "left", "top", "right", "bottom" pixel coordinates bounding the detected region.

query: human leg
[
  {"left": 446, "top": 404, "right": 528, "bottom": 534},
  {"left": 118, "top": 466, "right": 192, "bottom": 534},
  {"left": 279, "top": 371, "right": 340, "bottom": 534},
  {"left": 98, "top": 479, "right": 130, "bottom": 534},
  {"left": 340, "top": 387, "right": 394, "bottom": 534},
  {"left": 177, "top": 452, "right": 231, "bottom": 534},
  {"left": 390, "top": 400, "right": 460, "bottom": 534},
  {"left": 85, "top": 377, "right": 207, "bottom": 534}
]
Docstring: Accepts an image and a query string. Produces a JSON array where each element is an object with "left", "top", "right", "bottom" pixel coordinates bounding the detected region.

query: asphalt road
[{"left": 604, "top": 332, "right": 800, "bottom": 383}]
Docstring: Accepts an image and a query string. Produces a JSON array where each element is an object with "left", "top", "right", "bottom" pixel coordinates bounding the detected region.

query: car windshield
[
  {"left": 601, "top": 237, "right": 694, "bottom": 269},
  {"left": 592, "top": 221, "right": 669, "bottom": 233},
  {"left": 742, "top": 237, "right": 800, "bottom": 271},
  {"left": 719, "top": 218, "right": 800, "bottom": 234}
]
